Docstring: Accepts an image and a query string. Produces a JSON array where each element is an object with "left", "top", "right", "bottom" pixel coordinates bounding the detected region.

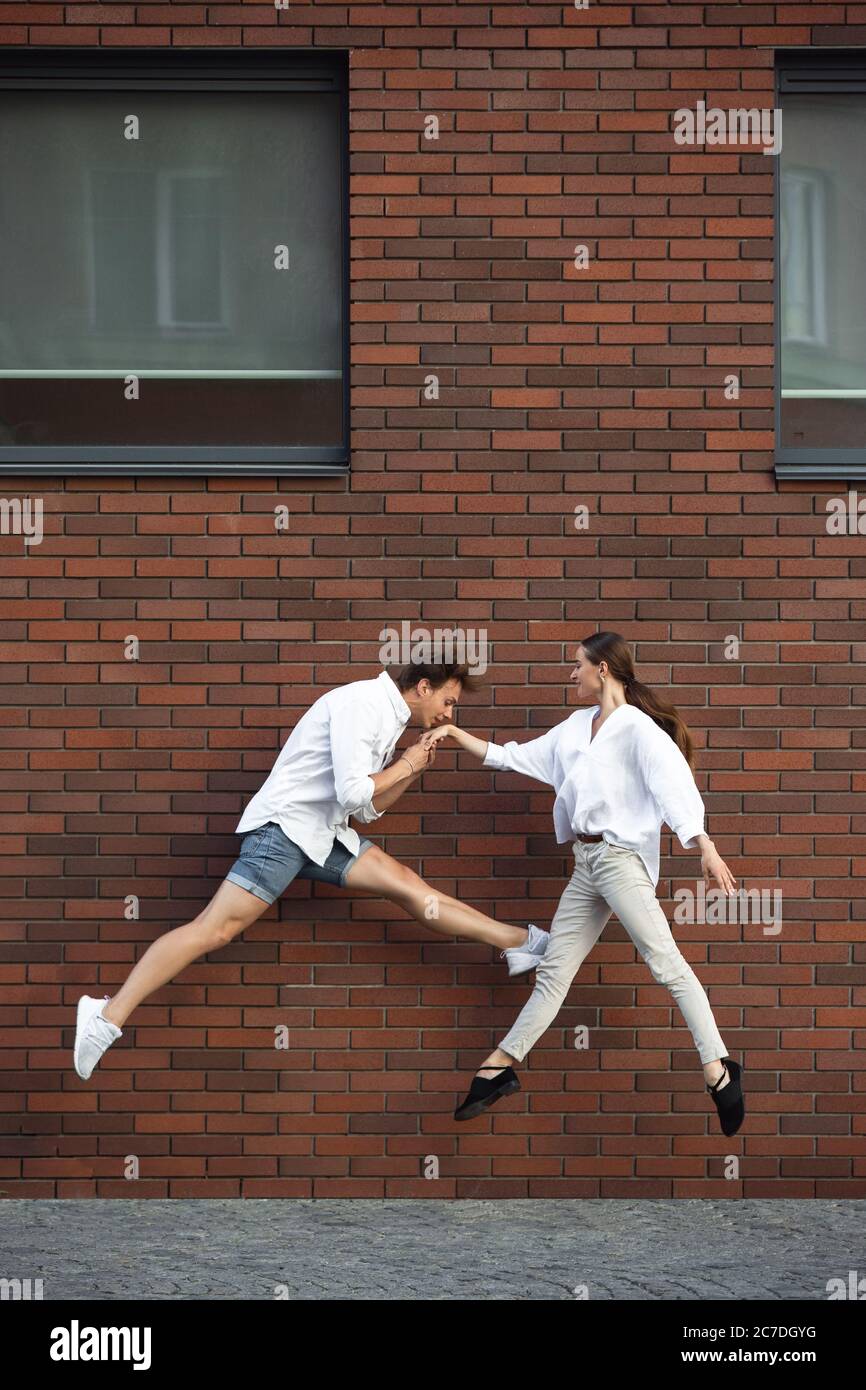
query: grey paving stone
[{"left": 0, "top": 1200, "right": 862, "bottom": 1300}]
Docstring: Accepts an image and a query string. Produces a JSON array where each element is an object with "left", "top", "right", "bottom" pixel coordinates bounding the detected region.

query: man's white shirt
[
  {"left": 482, "top": 702, "right": 705, "bottom": 886},
  {"left": 235, "top": 671, "right": 411, "bottom": 864}
]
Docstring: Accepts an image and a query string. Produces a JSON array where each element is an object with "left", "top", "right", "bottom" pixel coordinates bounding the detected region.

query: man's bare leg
[
  {"left": 101, "top": 880, "right": 271, "bottom": 1029},
  {"left": 102, "top": 844, "right": 538, "bottom": 1032},
  {"left": 343, "top": 845, "right": 531, "bottom": 950}
]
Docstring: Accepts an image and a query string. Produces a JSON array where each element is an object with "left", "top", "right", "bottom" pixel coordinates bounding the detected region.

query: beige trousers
[{"left": 499, "top": 838, "right": 728, "bottom": 1066}]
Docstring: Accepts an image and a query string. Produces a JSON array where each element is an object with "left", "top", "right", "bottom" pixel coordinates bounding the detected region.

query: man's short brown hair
[{"left": 394, "top": 662, "right": 482, "bottom": 694}]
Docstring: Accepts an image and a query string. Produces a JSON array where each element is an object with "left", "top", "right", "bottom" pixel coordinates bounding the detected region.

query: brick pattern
[{"left": 1, "top": 5, "right": 865, "bottom": 1197}]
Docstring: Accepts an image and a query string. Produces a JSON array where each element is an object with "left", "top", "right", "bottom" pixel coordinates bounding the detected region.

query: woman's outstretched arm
[
  {"left": 422, "top": 719, "right": 562, "bottom": 787},
  {"left": 422, "top": 723, "right": 489, "bottom": 760}
]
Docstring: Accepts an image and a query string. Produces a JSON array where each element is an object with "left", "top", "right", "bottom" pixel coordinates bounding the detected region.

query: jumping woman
[{"left": 423, "top": 633, "right": 746, "bottom": 1137}]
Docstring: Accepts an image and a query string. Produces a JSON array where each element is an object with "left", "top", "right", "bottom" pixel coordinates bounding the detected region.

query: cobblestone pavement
[{"left": 1, "top": 1200, "right": 862, "bottom": 1300}]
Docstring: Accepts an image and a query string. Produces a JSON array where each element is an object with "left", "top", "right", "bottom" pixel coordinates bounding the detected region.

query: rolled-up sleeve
[
  {"left": 639, "top": 722, "right": 705, "bottom": 848},
  {"left": 329, "top": 700, "right": 384, "bottom": 823},
  {"left": 482, "top": 722, "right": 562, "bottom": 788}
]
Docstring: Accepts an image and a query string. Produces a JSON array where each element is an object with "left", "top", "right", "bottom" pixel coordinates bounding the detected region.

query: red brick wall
[{"left": 2, "top": 5, "right": 865, "bottom": 1197}]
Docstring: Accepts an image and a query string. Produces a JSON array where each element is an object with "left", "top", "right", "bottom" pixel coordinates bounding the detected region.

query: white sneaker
[
  {"left": 74, "top": 994, "right": 123, "bottom": 1080},
  {"left": 501, "top": 922, "right": 550, "bottom": 977}
]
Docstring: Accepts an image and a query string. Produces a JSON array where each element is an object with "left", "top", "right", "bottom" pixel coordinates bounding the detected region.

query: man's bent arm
[{"left": 368, "top": 747, "right": 425, "bottom": 814}]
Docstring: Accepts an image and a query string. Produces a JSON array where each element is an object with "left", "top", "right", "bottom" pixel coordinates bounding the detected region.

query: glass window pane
[
  {"left": 0, "top": 87, "right": 344, "bottom": 450},
  {"left": 780, "top": 94, "right": 866, "bottom": 451}
]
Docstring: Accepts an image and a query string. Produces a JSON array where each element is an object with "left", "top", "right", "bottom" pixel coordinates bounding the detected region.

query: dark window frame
[
  {"left": 0, "top": 47, "right": 350, "bottom": 477},
  {"left": 775, "top": 49, "right": 866, "bottom": 481}
]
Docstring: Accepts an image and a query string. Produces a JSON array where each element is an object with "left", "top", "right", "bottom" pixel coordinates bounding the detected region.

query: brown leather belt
[{"left": 576, "top": 833, "right": 604, "bottom": 844}]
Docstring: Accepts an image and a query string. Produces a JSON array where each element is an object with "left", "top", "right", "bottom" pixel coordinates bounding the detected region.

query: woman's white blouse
[{"left": 481, "top": 703, "right": 705, "bottom": 886}]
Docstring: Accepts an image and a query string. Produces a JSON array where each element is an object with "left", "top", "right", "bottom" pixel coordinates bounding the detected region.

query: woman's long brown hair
[{"left": 578, "top": 631, "right": 695, "bottom": 770}]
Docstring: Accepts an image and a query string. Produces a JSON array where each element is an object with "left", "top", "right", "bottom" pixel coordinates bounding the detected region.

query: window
[
  {"left": 776, "top": 53, "right": 866, "bottom": 479},
  {"left": 780, "top": 170, "right": 827, "bottom": 350},
  {"left": 0, "top": 49, "right": 349, "bottom": 476}
]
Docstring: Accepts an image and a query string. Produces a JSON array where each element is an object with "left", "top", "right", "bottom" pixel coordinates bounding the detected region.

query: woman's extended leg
[
  {"left": 342, "top": 844, "right": 533, "bottom": 950},
  {"left": 478, "top": 849, "right": 611, "bottom": 1073},
  {"left": 594, "top": 849, "right": 742, "bottom": 1128},
  {"left": 102, "top": 879, "right": 272, "bottom": 1029},
  {"left": 452, "top": 847, "right": 610, "bottom": 1117},
  {"left": 594, "top": 846, "right": 729, "bottom": 1074}
]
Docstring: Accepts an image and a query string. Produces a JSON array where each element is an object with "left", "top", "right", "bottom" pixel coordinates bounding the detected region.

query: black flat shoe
[
  {"left": 454, "top": 1066, "right": 520, "bottom": 1121},
  {"left": 707, "top": 1056, "right": 745, "bottom": 1136}
]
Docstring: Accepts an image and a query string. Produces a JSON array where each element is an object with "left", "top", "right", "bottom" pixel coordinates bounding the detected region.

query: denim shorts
[{"left": 225, "top": 821, "right": 375, "bottom": 905}]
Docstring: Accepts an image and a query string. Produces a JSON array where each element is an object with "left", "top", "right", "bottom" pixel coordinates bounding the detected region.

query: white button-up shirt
[
  {"left": 482, "top": 703, "right": 705, "bottom": 886},
  {"left": 235, "top": 671, "right": 411, "bottom": 865}
]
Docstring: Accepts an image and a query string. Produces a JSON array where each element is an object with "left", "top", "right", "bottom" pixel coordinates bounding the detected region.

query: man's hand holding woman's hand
[
  {"left": 399, "top": 737, "right": 434, "bottom": 775},
  {"left": 420, "top": 723, "right": 462, "bottom": 752}
]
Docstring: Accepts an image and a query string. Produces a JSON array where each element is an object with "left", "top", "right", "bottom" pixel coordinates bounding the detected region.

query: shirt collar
[{"left": 377, "top": 670, "right": 411, "bottom": 726}]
